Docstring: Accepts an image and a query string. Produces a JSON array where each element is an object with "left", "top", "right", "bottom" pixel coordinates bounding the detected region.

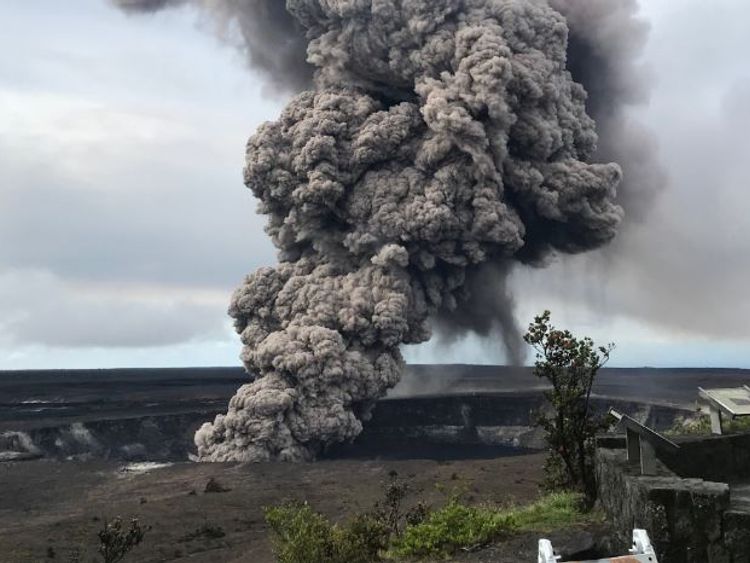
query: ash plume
[
  {"left": 113, "top": 0, "right": 656, "bottom": 347},
  {"left": 434, "top": 262, "right": 525, "bottom": 366},
  {"left": 172, "top": 0, "right": 622, "bottom": 462},
  {"left": 112, "top": 1, "right": 659, "bottom": 206},
  {"left": 111, "top": 0, "right": 648, "bottom": 462}
]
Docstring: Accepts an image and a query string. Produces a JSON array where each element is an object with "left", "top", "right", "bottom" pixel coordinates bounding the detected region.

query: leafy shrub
[
  {"left": 97, "top": 517, "right": 148, "bottom": 563},
  {"left": 371, "top": 471, "right": 428, "bottom": 536},
  {"left": 335, "top": 513, "right": 390, "bottom": 562},
  {"left": 265, "top": 502, "right": 337, "bottom": 563},
  {"left": 264, "top": 502, "right": 388, "bottom": 563},
  {"left": 524, "top": 310, "right": 614, "bottom": 506}
]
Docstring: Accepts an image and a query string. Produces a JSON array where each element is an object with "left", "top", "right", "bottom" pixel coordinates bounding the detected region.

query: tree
[{"left": 523, "top": 310, "right": 614, "bottom": 507}]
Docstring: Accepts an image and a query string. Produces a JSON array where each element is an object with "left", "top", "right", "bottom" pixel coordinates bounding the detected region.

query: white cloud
[{"left": 0, "top": 269, "right": 228, "bottom": 348}]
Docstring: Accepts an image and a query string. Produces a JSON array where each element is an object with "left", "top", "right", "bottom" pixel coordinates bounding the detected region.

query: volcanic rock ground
[
  {"left": 0, "top": 453, "right": 604, "bottom": 563},
  {"left": 3, "top": 366, "right": 748, "bottom": 561},
  {"left": 5, "top": 365, "right": 748, "bottom": 432}
]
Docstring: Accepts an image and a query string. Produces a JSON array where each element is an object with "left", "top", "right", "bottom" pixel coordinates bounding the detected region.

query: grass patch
[
  {"left": 389, "top": 500, "right": 514, "bottom": 558},
  {"left": 512, "top": 491, "right": 590, "bottom": 531},
  {"left": 390, "top": 492, "right": 589, "bottom": 559}
]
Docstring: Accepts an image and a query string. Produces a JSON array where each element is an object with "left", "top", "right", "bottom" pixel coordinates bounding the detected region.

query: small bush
[
  {"left": 97, "top": 517, "right": 148, "bottom": 563},
  {"left": 265, "top": 502, "right": 336, "bottom": 563},
  {"left": 205, "top": 477, "right": 231, "bottom": 493},
  {"left": 371, "top": 471, "right": 428, "bottom": 537},
  {"left": 264, "top": 502, "right": 388, "bottom": 563},
  {"left": 335, "top": 514, "right": 390, "bottom": 563}
]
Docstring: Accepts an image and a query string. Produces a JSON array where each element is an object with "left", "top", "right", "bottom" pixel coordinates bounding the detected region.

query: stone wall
[
  {"left": 659, "top": 433, "right": 750, "bottom": 483},
  {"left": 596, "top": 444, "right": 750, "bottom": 562}
]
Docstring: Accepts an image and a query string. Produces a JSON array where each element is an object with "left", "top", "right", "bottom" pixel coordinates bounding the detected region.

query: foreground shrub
[
  {"left": 265, "top": 501, "right": 388, "bottom": 563},
  {"left": 265, "top": 476, "right": 589, "bottom": 563},
  {"left": 97, "top": 517, "right": 148, "bottom": 563},
  {"left": 391, "top": 491, "right": 587, "bottom": 559},
  {"left": 336, "top": 514, "right": 390, "bottom": 562},
  {"left": 371, "top": 471, "right": 427, "bottom": 536}
]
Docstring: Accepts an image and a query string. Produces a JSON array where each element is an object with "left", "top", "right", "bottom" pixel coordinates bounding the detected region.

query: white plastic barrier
[
  {"left": 538, "top": 538, "right": 560, "bottom": 563},
  {"left": 538, "top": 529, "right": 658, "bottom": 562}
]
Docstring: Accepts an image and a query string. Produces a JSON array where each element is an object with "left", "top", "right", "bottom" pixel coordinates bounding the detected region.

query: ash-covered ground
[{"left": 0, "top": 453, "right": 585, "bottom": 563}]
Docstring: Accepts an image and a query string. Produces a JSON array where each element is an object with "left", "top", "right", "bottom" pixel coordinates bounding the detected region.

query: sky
[{"left": 0, "top": 0, "right": 748, "bottom": 370}]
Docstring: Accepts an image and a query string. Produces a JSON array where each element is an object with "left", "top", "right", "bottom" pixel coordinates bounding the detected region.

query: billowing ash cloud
[
  {"left": 111, "top": 0, "right": 657, "bottom": 462},
  {"left": 113, "top": 1, "right": 659, "bottom": 217},
  {"left": 172, "top": 0, "right": 621, "bottom": 462},
  {"left": 113, "top": 0, "right": 659, "bottom": 349}
]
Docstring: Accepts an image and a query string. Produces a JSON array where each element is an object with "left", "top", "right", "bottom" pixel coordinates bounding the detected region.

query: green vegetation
[
  {"left": 512, "top": 491, "right": 591, "bottom": 531},
  {"left": 97, "top": 517, "right": 148, "bottom": 563},
  {"left": 370, "top": 470, "right": 429, "bottom": 536},
  {"left": 667, "top": 413, "right": 750, "bottom": 436},
  {"left": 265, "top": 490, "right": 590, "bottom": 562},
  {"left": 524, "top": 310, "right": 614, "bottom": 506},
  {"left": 264, "top": 502, "right": 388, "bottom": 563},
  {"left": 389, "top": 500, "right": 514, "bottom": 558},
  {"left": 391, "top": 492, "right": 588, "bottom": 559}
]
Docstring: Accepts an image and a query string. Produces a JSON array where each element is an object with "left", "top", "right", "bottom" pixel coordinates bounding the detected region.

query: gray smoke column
[
  {"left": 114, "top": 0, "right": 628, "bottom": 462},
  {"left": 113, "top": 0, "right": 657, "bottom": 340}
]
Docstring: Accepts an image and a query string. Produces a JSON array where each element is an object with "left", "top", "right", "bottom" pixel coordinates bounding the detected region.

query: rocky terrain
[{"left": 0, "top": 453, "right": 605, "bottom": 562}]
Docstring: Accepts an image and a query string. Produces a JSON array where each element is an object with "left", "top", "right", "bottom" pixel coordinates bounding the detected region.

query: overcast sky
[{"left": 1, "top": 0, "right": 748, "bottom": 370}]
